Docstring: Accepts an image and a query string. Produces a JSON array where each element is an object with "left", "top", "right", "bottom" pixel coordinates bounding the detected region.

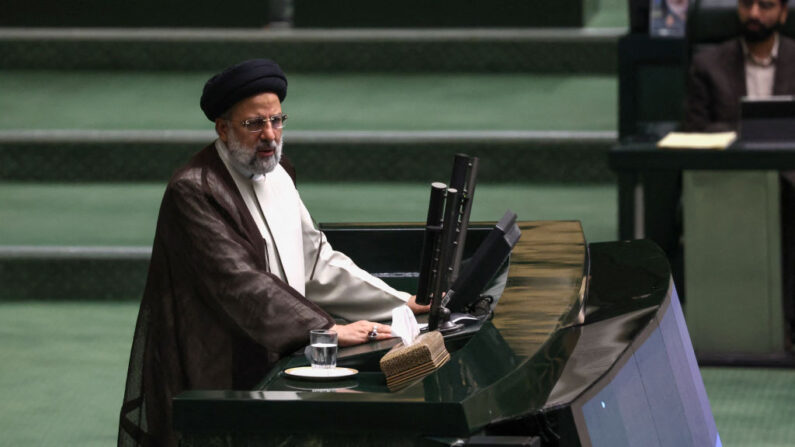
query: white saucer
[{"left": 283, "top": 366, "right": 358, "bottom": 381}]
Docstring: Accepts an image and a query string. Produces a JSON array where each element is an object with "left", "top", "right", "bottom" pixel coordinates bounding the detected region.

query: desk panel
[
  {"left": 610, "top": 142, "right": 795, "bottom": 363},
  {"left": 173, "top": 222, "right": 719, "bottom": 446}
]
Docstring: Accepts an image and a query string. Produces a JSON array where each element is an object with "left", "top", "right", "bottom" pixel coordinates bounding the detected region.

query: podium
[{"left": 173, "top": 221, "right": 719, "bottom": 446}]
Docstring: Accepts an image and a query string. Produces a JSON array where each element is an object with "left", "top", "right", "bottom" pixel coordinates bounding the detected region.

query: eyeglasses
[
  {"left": 237, "top": 114, "right": 288, "bottom": 132},
  {"left": 739, "top": 0, "right": 779, "bottom": 10}
]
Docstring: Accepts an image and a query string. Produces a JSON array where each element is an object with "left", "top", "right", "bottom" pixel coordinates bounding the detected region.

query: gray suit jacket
[{"left": 684, "top": 35, "right": 795, "bottom": 132}]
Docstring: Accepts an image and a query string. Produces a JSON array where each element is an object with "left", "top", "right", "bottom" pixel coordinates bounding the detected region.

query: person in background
[{"left": 684, "top": 0, "right": 794, "bottom": 131}]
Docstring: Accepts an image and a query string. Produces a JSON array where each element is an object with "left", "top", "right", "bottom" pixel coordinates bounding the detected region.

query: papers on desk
[{"left": 657, "top": 132, "right": 737, "bottom": 150}]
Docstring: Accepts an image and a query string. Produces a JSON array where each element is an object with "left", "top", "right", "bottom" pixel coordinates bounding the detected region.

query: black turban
[{"left": 200, "top": 59, "right": 288, "bottom": 121}]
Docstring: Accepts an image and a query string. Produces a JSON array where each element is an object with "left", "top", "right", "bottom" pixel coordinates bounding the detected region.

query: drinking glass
[{"left": 309, "top": 329, "right": 338, "bottom": 369}]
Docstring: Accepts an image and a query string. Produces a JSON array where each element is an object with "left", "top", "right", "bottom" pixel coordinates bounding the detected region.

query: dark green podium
[{"left": 174, "top": 221, "right": 720, "bottom": 446}]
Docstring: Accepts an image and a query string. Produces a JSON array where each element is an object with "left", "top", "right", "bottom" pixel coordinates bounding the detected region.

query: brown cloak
[{"left": 118, "top": 144, "right": 335, "bottom": 446}]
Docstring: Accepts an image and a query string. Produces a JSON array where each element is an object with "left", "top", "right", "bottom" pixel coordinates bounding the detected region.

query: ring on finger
[{"left": 367, "top": 325, "right": 378, "bottom": 340}]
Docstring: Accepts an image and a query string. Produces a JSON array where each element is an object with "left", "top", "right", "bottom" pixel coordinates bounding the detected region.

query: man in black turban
[{"left": 118, "top": 59, "right": 428, "bottom": 447}]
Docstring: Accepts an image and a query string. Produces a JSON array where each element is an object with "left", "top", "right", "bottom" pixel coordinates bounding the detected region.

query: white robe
[{"left": 216, "top": 140, "right": 409, "bottom": 322}]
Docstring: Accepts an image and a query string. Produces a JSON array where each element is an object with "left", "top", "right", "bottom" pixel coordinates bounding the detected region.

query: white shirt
[
  {"left": 743, "top": 34, "right": 779, "bottom": 99},
  {"left": 215, "top": 139, "right": 410, "bottom": 321}
]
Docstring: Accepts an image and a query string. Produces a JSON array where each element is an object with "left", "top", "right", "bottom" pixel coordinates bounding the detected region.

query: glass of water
[{"left": 310, "top": 329, "right": 338, "bottom": 369}]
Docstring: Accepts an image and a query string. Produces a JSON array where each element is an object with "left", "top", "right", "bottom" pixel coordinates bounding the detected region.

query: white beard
[{"left": 226, "top": 131, "right": 283, "bottom": 176}]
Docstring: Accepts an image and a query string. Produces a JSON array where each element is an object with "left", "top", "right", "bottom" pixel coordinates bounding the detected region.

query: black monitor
[
  {"left": 443, "top": 210, "right": 521, "bottom": 314},
  {"left": 739, "top": 96, "right": 795, "bottom": 144}
]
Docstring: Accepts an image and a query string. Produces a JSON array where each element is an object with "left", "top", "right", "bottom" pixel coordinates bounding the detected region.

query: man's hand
[
  {"left": 407, "top": 295, "right": 431, "bottom": 315},
  {"left": 331, "top": 321, "right": 392, "bottom": 347}
]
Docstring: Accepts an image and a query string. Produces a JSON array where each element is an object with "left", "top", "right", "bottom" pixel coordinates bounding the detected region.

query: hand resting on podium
[{"left": 330, "top": 295, "right": 429, "bottom": 346}]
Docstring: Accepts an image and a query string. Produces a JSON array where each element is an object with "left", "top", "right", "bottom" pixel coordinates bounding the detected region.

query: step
[
  {"left": 0, "top": 246, "right": 150, "bottom": 301},
  {"left": 0, "top": 71, "right": 617, "bottom": 131},
  {"left": 0, "top": 70, "right": 617, "bottom": 182},
  {"left": 291, "top": 0, "right": 600, "bottom": 28},
  {"left": 0, "top": 182, "right": 617, "bottom": 246},
  {"left": 1, "top": 0, "right": 275, "bottom": 28},
  {"left": 0, "top": 182, "right": 617, "bottom": 300},
  {"left": 0, "top": 129, "right": 616, "bottom": 183},
  {"left": 4, "top": 0, "right": 628, "bottom": 29},
  {"left": 0, "top": 28, "right": 622, "bottom": 74}
]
